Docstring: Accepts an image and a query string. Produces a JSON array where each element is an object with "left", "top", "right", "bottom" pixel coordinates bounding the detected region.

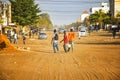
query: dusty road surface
[{"left": 0, "top": 31, "right": 120, "bottom": 80}]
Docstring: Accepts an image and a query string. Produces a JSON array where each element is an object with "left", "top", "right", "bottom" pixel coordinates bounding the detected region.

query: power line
[
  {"left": 36, "top": 0, "right": 108, "bottom": 3},
  {"left": 42, "top": 9, "right": 85, "bottom": 12},
  {"left": 35, "top": 0, "right": 109, "bottom": 5}
]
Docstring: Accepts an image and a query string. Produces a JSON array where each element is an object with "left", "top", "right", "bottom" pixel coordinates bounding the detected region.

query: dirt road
[{"left": 0, "top": 31, "right": 120, "bottom": 80}]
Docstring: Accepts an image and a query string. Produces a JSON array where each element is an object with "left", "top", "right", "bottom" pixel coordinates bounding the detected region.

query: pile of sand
[{"left": 0, "top": 34, "right": 17, "bottom": 53}]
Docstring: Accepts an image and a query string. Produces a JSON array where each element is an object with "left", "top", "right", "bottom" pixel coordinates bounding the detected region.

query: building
[
  {"left": 0, "top": 0, "right": 11, "bottom": 27},
  {"left": 90, "top": 2, "right": 109, "bottom": 14},
  {"left": 115, "top": 0, "right": 120, "bottom": 17},
  {"left": 109, "top": 0, "right": 120, "bottom": 17},
  {"left": 81, "top": 11, "right": 89, "bottom": 23}
]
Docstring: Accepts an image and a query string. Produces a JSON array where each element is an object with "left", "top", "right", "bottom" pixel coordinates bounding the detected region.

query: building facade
[
  {"left": 109, "top": 0, "right": 120, "bottom": 17},
  {"left": 90, "top": 2, "right": 109, "bottom": 14},
  {"left": 115, "top": 0, "right": 120, "bottom": 17},
  {"left": 81, "top": 11, "right": 89, "bottom": 23},
  {"left": 0, "top": 0, "right": 11, "bottom": 27}
]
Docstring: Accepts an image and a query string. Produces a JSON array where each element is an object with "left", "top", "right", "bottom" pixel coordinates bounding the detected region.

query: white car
[
  {"left": 79, "top": 26, "right": 87, "bottom": 36},
  {"left": 80, "top": 30, "right": 87, "bottom": 36}
]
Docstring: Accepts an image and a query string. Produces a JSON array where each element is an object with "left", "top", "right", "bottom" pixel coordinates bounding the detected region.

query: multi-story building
[
  {"left": 90, "top": 2, "right": 109, "bottom": 14},
  {"left": 114, "top": 0, "right": 120, "bottom": 17},
  {"left": 109, "top": 0, "right": 120, "bottom": 17},
  {"left": 0, "top": 0, "right": 11, "bottom": 27}
]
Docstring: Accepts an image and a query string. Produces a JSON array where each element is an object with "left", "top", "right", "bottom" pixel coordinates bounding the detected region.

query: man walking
[
  {"left": 60, "top": 31, "right": 69, "bottom": 53},
  {"left": 13, "top": 32, "right": 18, "bottom": 44},
  {"left": 51, "top": 29, "right": 59, "bottom": 53},
  {"left": 68, "top": 28, "right": 75, "bottom": 52}
]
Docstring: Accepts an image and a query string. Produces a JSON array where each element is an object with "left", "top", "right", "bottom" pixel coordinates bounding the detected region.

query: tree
[
  {"left": 116, "top": 12, "right": 120, "bottom": 23},
  {"left": 116, "top": 12, "right": 120, "bottom": 18},
  {"left": 0, "top": 13, "right": 2, "bottom": 24},
  {"left": 84, "top": 17, "right": 90, "bottom": 27},
  {"left": 89, "top": 10, "right": 108, "bottom": 29},
  {"left": 9, "top": 0, "right": 41, "bottom": 26},
  {"left": 37, "top": 13, "right": 53, "bottom": 29}
]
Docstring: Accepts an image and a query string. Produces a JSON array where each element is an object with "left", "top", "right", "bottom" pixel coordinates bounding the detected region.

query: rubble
[{"left": 0, "top": 34, "right": 17, "bottom": 53}]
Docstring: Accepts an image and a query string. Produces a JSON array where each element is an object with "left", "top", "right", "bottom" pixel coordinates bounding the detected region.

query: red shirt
[{"left": 64, "top": 34, "right": 68, "bottom": 44}]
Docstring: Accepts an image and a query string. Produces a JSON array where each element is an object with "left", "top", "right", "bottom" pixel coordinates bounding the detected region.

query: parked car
[
  {"left": 58, "top": 28, "right": 65, "bottom": 34},
  {"left": 38, "top": 33, "right": 47, "bottom": 39}
]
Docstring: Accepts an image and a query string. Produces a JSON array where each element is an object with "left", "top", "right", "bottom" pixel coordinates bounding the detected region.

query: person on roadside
[
  {"left": 29, "top": 30, "right": 32, "bottom": 38},
  {"left": 60, "top": 31, "right": 70, "bottom": 53},
  {"left": 112, "top": 28, "right": 117, "bottom": 39},
  {"left": 51, "top": 29, "right": 59, "bottom": 53},
  {"left": 7, "top": 30, "right": 12, "bottom": 43},
  {"left": 78, "top": 29, "right": 81, "bottom": 39},
  {"left": 111, "top": 23, "right": 117, "bottom": 39},
  {"left": 23, "top": 35, "right": 26, "bottom": 44},
  {"left": 68, "top": 28, "right": 75, "bottom": 52},
  {"left": 13, "top": 32, "right": 18, "bottom": 44}
]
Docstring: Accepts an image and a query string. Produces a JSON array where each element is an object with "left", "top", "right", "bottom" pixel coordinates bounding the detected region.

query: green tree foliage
[
  {"left": 37, "top": 13, "right": 53, "bottom": 29},
  {"left": 116, "top": 12, "right": 120, "bottom": 18},
  {"left": 66, "top": 22, "right": 77, "bottom": 28},
  {"left": 116, "top": 12, "right": 120, "bottom": 23},
  {"left": 84, "top": 17, "right": 90, "bottom": 27},
  {"left": 62, "top": 22, "right": 80, "bottom": 31},
  {"left": 0, "top": 13, "right": 2, "bottom": 24},
  {"left": 89, "top": 10, "right": 109, "bottom": 29},
  {"left": 9, "top": 0, "right": 41, "bottom": 26}
]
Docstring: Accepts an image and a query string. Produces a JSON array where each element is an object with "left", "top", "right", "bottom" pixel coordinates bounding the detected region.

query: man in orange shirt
[{"left": 68, "top": 28, "right": 75, "bottom": 52}]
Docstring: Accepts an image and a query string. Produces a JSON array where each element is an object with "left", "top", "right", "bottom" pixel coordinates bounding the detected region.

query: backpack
[{"left": 54, "top": 33, "right": 58, "bottom": 40}]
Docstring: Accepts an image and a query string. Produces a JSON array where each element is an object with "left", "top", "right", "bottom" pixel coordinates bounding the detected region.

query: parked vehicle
[
  {"left": 58, "top": 28, "right": 65, "bottom": 34},
  {"left": 80, "top": 30, "right": 87, "bottom": 36},
  {"left": 38, "top": 32, "right": 47, "bottom": 39},
  {"left": 79, "top": 25, "right": 87, "bottom": 36}
]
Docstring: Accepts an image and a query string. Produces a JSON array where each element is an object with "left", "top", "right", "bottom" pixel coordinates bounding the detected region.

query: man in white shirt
[{"left": 51, "top": 29, "right": 59, "bottom": 53}]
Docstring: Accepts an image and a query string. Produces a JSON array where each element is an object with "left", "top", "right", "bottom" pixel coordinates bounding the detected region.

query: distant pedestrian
[
  {"left": 60, "top": 31, "right": 70, "bottom": 53},
  {"left": 51, "top": 29, "right": 59, "bottom": 53},
  {"left": 112, "top": 29, "right": 116, "bottom": 39},
  {"left": 78, "top": 29, "right": 81, "bottom": 39},
  {"left": 23, "top": 35, "right": 26, "bottom": 44},
  {"left": 32, "top": 30, "right": 35, "bottom": 38},
  {"left": 13, "top": 32, "right": 18, "bottom": 44},
  {"left": 29, "top": 30, "right": 32, "bottom": 38},
  {"left": 9, "top": 35, "right": 12, "bottom": 43},
  {"left": 68, "top": 28, "right": 75, "bottom": 52},
  {"left": 111, "top": 24, "right": 117, "bottom": 39}
]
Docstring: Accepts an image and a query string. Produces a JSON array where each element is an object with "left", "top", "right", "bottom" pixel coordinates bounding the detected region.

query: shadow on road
[
  {"left": 32, "top": 50, "right": 52, "bottom": 54},
  {"left": 75, "top": 42, "right": 120, "bottom": 45},
  {"left": 99, "top": 33, "right": 120, "bottom": 37}
]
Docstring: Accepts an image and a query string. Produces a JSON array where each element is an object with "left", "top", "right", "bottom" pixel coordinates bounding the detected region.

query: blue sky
[{"left": 35, "top": 0, "right": 109, "bottom": 26}]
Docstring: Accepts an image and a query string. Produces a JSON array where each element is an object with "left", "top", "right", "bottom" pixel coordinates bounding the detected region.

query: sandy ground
[{"left": 0, "top": 31, "right": 120, "bottom": 80}]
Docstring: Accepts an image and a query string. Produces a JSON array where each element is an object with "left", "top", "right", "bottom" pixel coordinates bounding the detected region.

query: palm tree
[{"left": 90, "top": 10, "right": 109, "bottom": 29}]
